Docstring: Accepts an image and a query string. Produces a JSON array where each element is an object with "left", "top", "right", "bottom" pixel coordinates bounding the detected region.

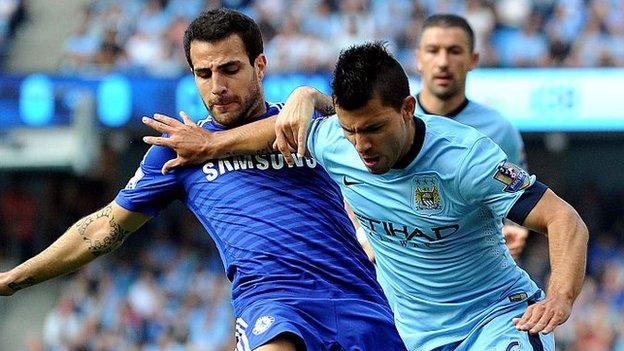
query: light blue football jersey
[
  {"left": 307, "top": 114, "right": 544, "bottom": 351},
  {"left": 416, "top": 94, "right": 527, "bottom": 169}
]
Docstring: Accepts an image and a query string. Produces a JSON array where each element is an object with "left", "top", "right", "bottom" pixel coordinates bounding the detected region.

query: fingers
[
  {"left": 503, "top": 225, "right": 528, "bottom": 259},
  {"left": 161, "top": 157, "right": 184, "bottom": 175},
  {"left": 513, "top": 300, "right": 567, "bottom": 335},
  {"left": 143, "top": 136, "right": 172, "bottom": 147},
  {"left": 296, "top": 122, "right": 308, "bottom": 157},
  {"left": 142, "top": 116, "right": 171, "bottom": 134},
  {"left": 542, "top": 310, "right": 564, "bottom": 334},
  {"left": 513, "top": 304, "right": 534, "bottom": 331},
  {"left": 179, "top": 111, "right": 195, "bottom": 125},
  {"left": 154, "top": 113, "right": 183, "bottom": 126},
  {"left": 507, "top": 240, "right": 522, "bottom": 259},
  {"left": 274, "top": 130, "right": 295, "bottom": 166},
  {"left": 529, "top": 306, "right": 554, "bottom": 334},
  {"left": 283, "top": 124, "right": 297, "bottom": 152}
]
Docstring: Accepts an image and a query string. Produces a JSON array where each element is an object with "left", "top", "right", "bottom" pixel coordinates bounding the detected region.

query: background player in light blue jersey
[
  {"left": 161, "top": 42, "right": 588, "bottom": 351},
  {"left": 0, "top": 10, "right": 406, "bottom": 351},
  {"left": 414, "top": 14, "right": 529, "bottom": 260},
  {"left": 270, "top": 43, "right": 588, "bottom": 351}
]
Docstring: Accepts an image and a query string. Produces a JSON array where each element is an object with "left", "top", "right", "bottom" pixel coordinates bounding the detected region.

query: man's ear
[
  {"left": 402, "top": 95, "right": 416, "bottom": 120},
  {"left": 468, "top": 51, "right": 479, "bottom": 71},
  {"left": 255, "top": 53, "right": 267, "bottom": 80},
  {"left": 415, "top": 48, "right": 423, "bottom": 73}
]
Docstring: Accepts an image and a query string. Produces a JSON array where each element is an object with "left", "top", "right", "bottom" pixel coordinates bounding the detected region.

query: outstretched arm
[
  {"left": 142, "top": 87, "right": 332, "bottom": 173},
  {"left": 512, "top": 189, "right": 588, "bottom": 334},
  {"left": 142, "top": 112, "right": 277, "bottom": 174},
  {"left": 0, "top": 202, "right": 149, "bottom": 295}
]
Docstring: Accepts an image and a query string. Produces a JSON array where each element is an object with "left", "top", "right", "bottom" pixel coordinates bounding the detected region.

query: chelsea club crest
[
  {"left": 411, "top": 174, "right": 444, "bottom": 214},
  {"left": 252, "top": 315, "right": 275, "bottom": 335}
]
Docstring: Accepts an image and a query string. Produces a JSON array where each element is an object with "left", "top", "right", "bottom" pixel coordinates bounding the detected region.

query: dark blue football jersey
[{"left": 115, "top": 102, "right": 387, "bottom": 314}]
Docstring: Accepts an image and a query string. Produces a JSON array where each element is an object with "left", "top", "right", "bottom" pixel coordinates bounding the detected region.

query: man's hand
[
  {"left": 143, "top": 112, "right": 216, "bottom": 174},
  {"left": 503, "top": 224, "right": 529, "bottom": 259},
  {"left": 512, "top": 294, "right": 572, "bottom": 334},
  {"left": 273, "top": 87, "right": 319, "bottom": 166},
  {"left": 513, "top": 189, "right": 588, "bottom": 335}
]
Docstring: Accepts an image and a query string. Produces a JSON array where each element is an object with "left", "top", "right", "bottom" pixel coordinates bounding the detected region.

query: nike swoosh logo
[{"left": 342, "top": 176, "right": 362, "bottom": 186}]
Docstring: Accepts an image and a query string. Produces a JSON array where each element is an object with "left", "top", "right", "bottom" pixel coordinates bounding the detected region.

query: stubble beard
[
  {"left": 431, "top": 83, "right": 459, "bottom": 101},
  {"left": 207, "top": 81, "right": 263, "bottom": 127}
]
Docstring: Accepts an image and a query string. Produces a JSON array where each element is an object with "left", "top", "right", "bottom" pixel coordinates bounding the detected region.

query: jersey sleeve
[
  {"left": 306, "top": 115, "right": 338, "bottom": 167},
  {"left": 502, "top": 123, "right": 528, "bottom": 170},
  {"left": 456, "top": 137, "right": 542, "bottom": 222},
  {"left": 114, "top": 145, "right": 183, "bottom": 217}
]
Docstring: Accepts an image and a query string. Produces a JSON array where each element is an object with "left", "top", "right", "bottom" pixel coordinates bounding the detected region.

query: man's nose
[
  {"left": 211, "top": 74, "right": 227, "bottom": 96},
  {"left": 354, "top": 134, "right": 372, "bottom": 153}
]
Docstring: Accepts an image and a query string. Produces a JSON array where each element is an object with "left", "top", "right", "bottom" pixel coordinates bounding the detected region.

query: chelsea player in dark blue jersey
[{"left": 0, "top": 9, "right": 406, "bottom": 351}]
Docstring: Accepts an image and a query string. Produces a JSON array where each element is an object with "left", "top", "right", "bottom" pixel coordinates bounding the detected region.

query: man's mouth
[
  {"left": 212, "top": 101, "right": 234, "bottom": 110},
  {"left": 361, "top": 155, "right": 380, "bottom": 167},
  {"left": 433, "top": 75, "right": 452, "bottom": 84}
]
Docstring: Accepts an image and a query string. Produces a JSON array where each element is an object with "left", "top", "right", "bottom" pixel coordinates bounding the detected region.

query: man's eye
[
  {"left": 197, "top": 71, "right": 211, "bottom": 79},
  {"left": 364, "top": 126, "right": 381, "bottom": 133}
]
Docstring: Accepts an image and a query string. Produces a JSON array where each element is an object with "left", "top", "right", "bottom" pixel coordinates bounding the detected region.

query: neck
[
  {"left": 394, "top": 117, "right": 419, "bottom": 169},
  {"left": 418, "top": 89, "right": 467, "bottom": 116},
  {"left": 250, "top": 94, "right": 267, "bottom": 119}
]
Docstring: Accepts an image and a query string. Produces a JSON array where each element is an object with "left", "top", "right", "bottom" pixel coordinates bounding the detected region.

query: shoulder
[
  {"left": 464, "top": 101, "right": 517, "bottom": 132},
  {"left": 419, "top": 114, "right": 500, "bottom": 173},
  {"left": 421, "top": 113, "right": 485, "bottom": 149},
  {"left": 307, "top": 115, "right": 348, "bottom": 160},
  {"left": 310, "top": 114, "right": 342, "bottom": 135},
  {"left": 141, "top": 145, "right": 177, "bottom": 171}
]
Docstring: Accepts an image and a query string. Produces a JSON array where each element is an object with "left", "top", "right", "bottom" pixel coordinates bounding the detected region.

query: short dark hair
[
  {"left": 332, "top": 41, "right": 410, "bottom": 112},
  {"left": 421, "top": 14, "right": 475, "bottom": 52},
  {"left": 183, "top": 8, "right": 264, "bottom": 70}
]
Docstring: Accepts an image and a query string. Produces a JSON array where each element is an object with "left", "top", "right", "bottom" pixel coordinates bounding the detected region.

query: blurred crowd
[
  {"left": 520, "top": 182, "right": 624, "bottom": 351},
  {"left": 36, "top": 238, "right": 233, "bottom": 351},
  {"left": 0, "top": 0, "right": 24, "bottom": 58},
  {"left": 51, "top": 0, "right": 624, "bottom": 77},
  {"left": 1, "top": 146, "right": 624, "bottom": 350},
  {"left": 0, "top": 163, "right": 236, "bottom": 351}
]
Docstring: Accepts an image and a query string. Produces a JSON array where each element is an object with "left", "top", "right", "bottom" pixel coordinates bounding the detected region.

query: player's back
[{"left": 116, "top": 103, "right": 388, "bottom": 315}]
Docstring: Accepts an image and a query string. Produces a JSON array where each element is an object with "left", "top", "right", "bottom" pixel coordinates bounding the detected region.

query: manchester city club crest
[
  {"left": 411, "top": 174, "right": 444, "bottom": 214},
  {"left": 252, "top": 315, "right": 275, "bottom": 335}
]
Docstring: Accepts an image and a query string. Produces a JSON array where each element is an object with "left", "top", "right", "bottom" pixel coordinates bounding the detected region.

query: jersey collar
[
  {"left": 392, "top": 116, "right": 426, "bottom": 170},
  {"left": 416, "top": 93, "right": 469, "bottom": 118}
]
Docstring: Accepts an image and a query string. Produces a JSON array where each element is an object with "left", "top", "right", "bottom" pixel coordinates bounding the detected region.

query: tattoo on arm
[
  {"left": 74, "top": 204, "right": 130, "bottom": 257},
  {"left": 7, "top": 277, "right": 38, "bottom": 292},
  {"left": 256, "top": 141, "right": 275, "bottom": 155}
]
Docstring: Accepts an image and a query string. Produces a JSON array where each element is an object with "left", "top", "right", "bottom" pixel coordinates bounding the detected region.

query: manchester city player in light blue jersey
[
  {"left": 0, "top": 11, "right": 406, "bottom": 351},
  {"left": 270, "top": 43, "right": 588, "bottom": 351},
  {"left": 415, "top": 14, "right": 526, "bottom": 169},
  {"left": 414, "top": 14, "right": 529, "bottom": 260}
]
